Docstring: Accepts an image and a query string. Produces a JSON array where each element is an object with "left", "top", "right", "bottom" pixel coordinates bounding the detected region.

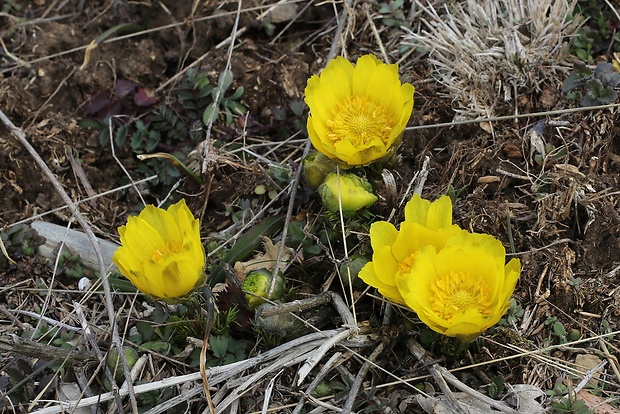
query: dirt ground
[{"left": 1, "top": 0, "right": 620, "bottom": 413}]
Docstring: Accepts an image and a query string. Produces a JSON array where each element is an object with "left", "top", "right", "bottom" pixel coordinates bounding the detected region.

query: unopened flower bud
[
  {"left": 319, "top": 172, "right": 377, "bottom": 216},
  {"left": 240, "top": 268, "right": 286, "bottom": 310},
  {"left": 302, "top": 151, "right": 337, "bottom": 188}
]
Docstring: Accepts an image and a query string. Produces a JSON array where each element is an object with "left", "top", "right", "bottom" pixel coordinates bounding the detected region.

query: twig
[
  {"left": 408, "top": 339, "right": 519, "bottom": 414},
  {"left": 270, "top": 0, "right": 357, "bottom": 316},
  {"left": 0, "top": 3, "right": 308, "bottom": 74},
  {"left": 7, "top": 175, "right": 158, "bottom": 229},
  {"left": 297, "top": 328, "right": 356, "bottom": 385},
  {"left": 364, "top": 3, "right": 389, "bottom": 63},
  {"left": 26, "top": 67, "right": 76, "bottom": 129},
  {"left": 201, "top": 0, "right": 241, "bottom": 175},
  {"left": 599, "top": 339, "right": 620, "bottom": 388},
  {"left": 109, "top": 116, "right": 147, "bottom": 207},
  {"left": 0, "top": 108, "right": 137, "bottom": 413},
  {"left": 406, "top": 103, "right": 620, "bottom": 131},
  {"left": 573, "top": 359, "right": 607, "bottom": 394},
  {"left": 411, "top": 345, "right": 468, "bottom": 414},
  {"left": 257, "top": 291, "right": 332, "bottom": 319},
  {"left": 267, "top": 139, "right": 311, "bottom": 297},
  {"left": 604, "top": 262, "right": 620, "bottom": 279},
  {"left": 292, "top": 352, "right": 347, "bottom": 414},
  {"left": 342, "top": 342, "right": 385, "bottom": 414},
  {"left": 327, "top": 0, "right": 354, "bottom": 61},
  {"left": 413, "top": 155, "right": 431, "bottom": 196},
  {"left": 11, "top": 309, "right": 82, "bottom": 332},
  {"left": 65, "top": 145, "right": 97, "bottom": 208},
  {"left": 216, "top": 0, "right": 300, "bottom": 49},
  {"left": 0, "top": 333, "right": 97, "bottom": 364},
  {"left": 262, "top": 369, "right": 284, "bottom": 414},
  {"left": 141, "top": 386, "right": 203, "bottom": 414},
  {"left": 206, "top": 181, "right": 290, "bottom": 258},
  {"left": 221, "top": 352, "right": 313, "bottom": 411},
  {"left": 31, "top": 328, "right": 345, "bottom": 414},
  {"left": 269, "top": 0, "right": 316, "bottom": 45}
]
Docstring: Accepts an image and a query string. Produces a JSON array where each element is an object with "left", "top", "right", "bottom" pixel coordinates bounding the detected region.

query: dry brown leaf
[
  {"left": 577, "top": 390, "right": 620, "bottom": 414},
  {"left": 234, "top": 237, "right": 301, "bottom": 281}
]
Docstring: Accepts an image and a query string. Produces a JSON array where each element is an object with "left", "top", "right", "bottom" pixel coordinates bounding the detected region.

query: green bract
[{"left": 302, "top": 151, "right": 337, "bottom": 188}]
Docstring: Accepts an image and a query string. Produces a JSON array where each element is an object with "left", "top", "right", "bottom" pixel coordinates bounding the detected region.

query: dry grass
[
  {"left": 403, "top": 0, "right": 583, "bottom": 119},
  {"left": 1, "top": 1, "right": 620, "bottom": 413}
]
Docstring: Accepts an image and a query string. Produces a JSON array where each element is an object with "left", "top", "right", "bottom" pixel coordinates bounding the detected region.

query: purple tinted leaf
[
  {"left": 114, "top": 78, "right": 137, "bottom": 98},
  {"left": 100, "top": 101, "right": 123, "bottom": 118},
  {"left": 134, "top": 88, "right": 159, "bottom": 107},
  {"left": 84, "top": 92, "right": 112, "bottom": 115}
]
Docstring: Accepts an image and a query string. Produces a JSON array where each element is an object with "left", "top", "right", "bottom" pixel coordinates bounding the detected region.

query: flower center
[
  {"left": 326, "top": 95, "right": 394, "bottom": 147},
  {"left": 397, "top": 252, "right": 417, "bottom": 277},
  {"left": 150, "top": 241, "right": 182, "bottom": 262},
  {"left": 430, "top": 271, "right": 492, "bottom": 321}
]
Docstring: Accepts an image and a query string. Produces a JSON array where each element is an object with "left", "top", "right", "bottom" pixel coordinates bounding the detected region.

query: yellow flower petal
[
  {"left": 334, "top": 139, "right": 386, "bottom": 165},
  {"left": 395, "top": 245, "right": 437, "bottom": 307},
  {"left": 360, "top": 195, "right": 464, "bottom": 307},
  {"left": 362, "top": 193, "right": 520, "bottom": 340},
  {"left": 306, "top": 84, "right": 338, "bottom": 125},
  {"left": 443, "top": 310, "right": 489, "bottom": 342},
  {"left": 399, "top": 233, "right": 520, "bottom": 341},
  {"left": 404, "top": 194, "right": 430, "bottom": 225},
  {"left": 320, "top": 58, "right": 353, "bottom": 100},
  {"left": 304, "top": 54, "right": 414, "bottom": 167},
  {"left": 392, "top": 222, "right": 463, "bottom": 263},
  {"left": 113, "top": 246, "right": 142, "bottom": 283},
  {"left": 500, "top": 258, "right": 521, "bottom": 305},
  {"left": 143, "top": 205, "right": 183, "bottom": 245},
  {"left": 319, "top": 172, "right": 378, "bottom": 216},
  {"left": 307, "top": 118, "right": 329, "bottom": 156},
  {"left": 359, "top": 260, "right": 404, "bottom": 305},
  {"left": 405, "top": 194, "right": 453, "bottom": 229},
  {"left": 112, "top": 199, "right": 206, "bottom": 299},
  {"left": 351, "top": 55, "right": 381, "bottom": 96},
  {"left": 120, "top": 217, "right": 167, "bottom": 262},
  {"left": 369, "top": 221, "right": 398, "bottom": 251}
]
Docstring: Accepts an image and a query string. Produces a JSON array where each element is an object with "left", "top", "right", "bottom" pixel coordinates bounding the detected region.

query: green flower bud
[
  {"left": 319, "top": 172, "right": 378, "bottom": 216},
  {"left": 240, "top": 268, "right": 286, "bottom": 310},
  {"left": 302, "top": 151, "right": 337, "bottom": 188}
]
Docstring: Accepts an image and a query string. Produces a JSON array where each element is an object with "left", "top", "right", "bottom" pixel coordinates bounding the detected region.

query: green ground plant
[
  {"left": 572, "top": 0, "right": 620, "bottom": 61},
  {"left": 81, "top": 68, "right": 247, "bottom": 190},
  {"left": 563, "top": 62, "right": 620, "bottom": 106}
]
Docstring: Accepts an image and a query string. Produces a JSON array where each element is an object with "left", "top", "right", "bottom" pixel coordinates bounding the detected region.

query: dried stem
[{"left": 0, "top": 109, "right": 138, "bottom": 414}]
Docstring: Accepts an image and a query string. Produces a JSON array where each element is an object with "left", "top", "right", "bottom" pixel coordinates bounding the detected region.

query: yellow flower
[
  {"left": 319, "top": 172, "right": 378, "bottom": 216},
  {"left": 359, "top": 195, "right": 462, "bottom": 304},
  {"left": 396, "top": 232, "right": 521, "bottom": 341},
  {"left": 304, "top": 54, "right": 415, "bottom": 167},
  {"left": 113, "top": 199, "right": 206, "bottom": 299}
]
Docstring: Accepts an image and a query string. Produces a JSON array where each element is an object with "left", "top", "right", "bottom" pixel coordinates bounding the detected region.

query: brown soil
[{"left": 1, "top": 1, "right": 620, "bottom": 413}]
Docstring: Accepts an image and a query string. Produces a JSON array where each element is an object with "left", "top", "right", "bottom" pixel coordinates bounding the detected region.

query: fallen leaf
[
  {"left": 234, "top": 237, "right": 301, "bottom": 281},
  {"left": 577, "top": 390, "right": 620, "bottom": 414}
]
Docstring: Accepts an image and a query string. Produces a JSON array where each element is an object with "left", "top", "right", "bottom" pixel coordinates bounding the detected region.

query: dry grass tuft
[{"left": 404, "top": 0, "right": 582, "bottom": 119}]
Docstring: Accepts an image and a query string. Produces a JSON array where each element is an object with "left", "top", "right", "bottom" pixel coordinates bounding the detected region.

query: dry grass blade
[
  {"left": 0, "top": 109, "right": 138, "bottom": 413},
  {"left": 404, "top": 0, "right": 583, "bottom": 118},
  {"left": 2, "top": 0, "right": 620, "bottom": 412}
]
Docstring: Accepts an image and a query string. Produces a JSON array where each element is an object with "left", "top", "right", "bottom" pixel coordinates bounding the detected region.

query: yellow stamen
[
  {"left": 430, "top": 271, "right": 492, "bottom": 321},
  {"left": 326, "top": 96, "right": 394, "bottom": 147},
  {"left": 150, "top": 241, "right": 182, "bottom": 262},
  {"left": 397, "top": 252, "right": 417, "bottom": 276}
]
